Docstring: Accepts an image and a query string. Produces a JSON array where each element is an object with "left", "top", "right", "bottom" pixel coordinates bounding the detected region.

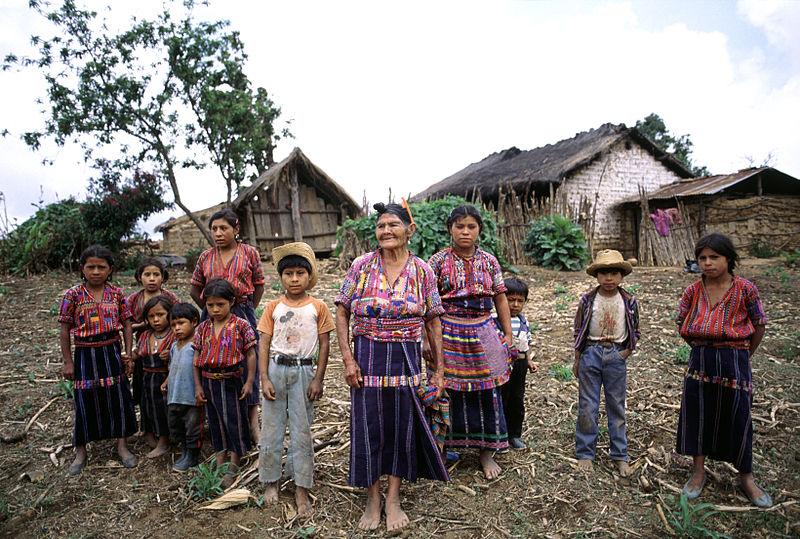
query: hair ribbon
[{"left": 401, "top": 197, "right": 415, "bottom": 227}]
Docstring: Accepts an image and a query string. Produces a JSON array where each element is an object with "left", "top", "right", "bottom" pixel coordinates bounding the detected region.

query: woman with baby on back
[{"left": 190, "top": 209, "right": 265, "bottom": 442}]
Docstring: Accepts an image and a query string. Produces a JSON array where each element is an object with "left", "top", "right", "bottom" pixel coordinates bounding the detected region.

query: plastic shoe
[
  {"left": 68, "top": 459, "right": 87, "bottom": 476},
  {"left": 121, "top": 454, "right": 138, "bottom": 468},
  {"left": 509, "top": 438, "right": 527, "bottom": 450},
  {"left": 740, "top": 483, "right": 773, "bottom": 508},
  {"left": 172, "top": 447, "right": 190, "bottom": 473},
  {"left": 445, "top": 451, "right": 460, "bottom": 463},
  {"left": 682, "top": 475, "right": 706, "bottom": 499}
]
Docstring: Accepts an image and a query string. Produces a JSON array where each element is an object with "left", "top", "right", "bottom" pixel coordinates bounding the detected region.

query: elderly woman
[{"left": 335, "top": 202, "right": 449, "bottom": 533}]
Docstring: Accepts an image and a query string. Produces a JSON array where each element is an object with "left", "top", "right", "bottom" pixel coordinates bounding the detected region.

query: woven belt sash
[
  {"left": 201, "top": 367, "right": 244, "bottom": 380},
  {"left": 362, "top": 373, "right": 422, "bottom": 388},
  {"left": 74, "top": 375, "right": 124, "bottom": 390}
]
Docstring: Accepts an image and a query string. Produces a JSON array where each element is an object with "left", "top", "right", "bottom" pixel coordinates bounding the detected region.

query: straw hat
[
  {"left": 271, "top": 242, "right": 318, "bottom": 289},
  {"left": 586, "top": 249, "right": 632, "bottom": 277}
]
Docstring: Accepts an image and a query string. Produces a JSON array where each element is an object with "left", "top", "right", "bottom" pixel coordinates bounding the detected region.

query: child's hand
[
  {"left": 503, "top": 333, "right": 513, "bottom": 349},
  {"left": 160, "top": 381, "right": 168, "bottom": 394},
  {"left": 239, "top": 382, "right": 252, "bottom": 401},
  {"left": 528, "top": 359, "right": 538, "bottom": 373},
  {"left": 307, "top": 379, "right": 324, "bottom": 401},
  {"left": 262, "top": 379, "right": 276, "bottom": 401},
  {"left": 158, "top": 349, "right": 169, "bottom": 360},
  {"left": 62, "top": 361, "right": 75, "bottom": 381},
  {"left": 195, "top": 387, "right": 207, "bottom": 404},
  {"left": 618, "top": 349, "right": 632, "bottom": 360},
  {"left": 572, "top": 358, "right": 580, "bottom": 378}
]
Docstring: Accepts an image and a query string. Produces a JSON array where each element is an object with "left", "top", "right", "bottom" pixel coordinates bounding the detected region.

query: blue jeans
[
  {"left": 258, "top": 358, "right": 315, "bottom": 488},
  {"left": 575, "top": 344, "right": 628, "bottom": 461}
]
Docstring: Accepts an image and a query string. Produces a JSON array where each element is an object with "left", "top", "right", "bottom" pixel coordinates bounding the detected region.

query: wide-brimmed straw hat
[
  {"left": 586, "top": 249, "right": 632, "bottom": 277},
  {"left": 272, "top": 242, "right": 318, "bottom": 289}
]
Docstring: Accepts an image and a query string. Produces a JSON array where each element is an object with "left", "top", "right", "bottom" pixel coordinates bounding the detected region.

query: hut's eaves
[
  {"left": 618, "top": 167, "right": 800, "bottom": 203},
  {"left": 412, "top": 123, "right": 693, "bottom": 201},
  {"left": 233, "top": 147, "right": 361, "bottom": 216}
]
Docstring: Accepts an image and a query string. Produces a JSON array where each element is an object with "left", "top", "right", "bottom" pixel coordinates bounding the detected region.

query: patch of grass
[
  {"left": 187, "top": 461, "right": 230, "bottom": 501},
  {"left": 0, "top": 285, "right": 8, "bottom": 295},
  {"left": 554, "top": 284, "right": 567, "bottom": 295},
  {"left": 663, "top": 493, "right": 730, "bottom": 538},
  {"left": 55, "top": 379, "right": 74, "bottom": 399},
  {"left": 549, "top": 363, "right": 573, "bottom": 382},
  {"left": 16, "top": 399, "right": 33, "bottom": 417},
  {"left": 664, "top": 342, "right": 691, "bottom": 364},
  {"left": 625, "top": 283, "right": 642, "bottom": 295},
  {"left": 254, "top": 305, "right": 264, "bottom": 321},
  {"left": 296, "top": 526, "right": 317, "bottom": 539},
  {"left": 750, "top": 240, "right": 779, "bottom": 258},
  {"left": 781, "top": 249, "right": 800, "bottom": 268},
  {"left": 270, "top": 280, "right": 283, "bottom": 291}
]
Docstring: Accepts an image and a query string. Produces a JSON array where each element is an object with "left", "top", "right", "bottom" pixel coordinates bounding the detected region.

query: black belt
[
  {"left": 273, "top": 353, "right": 313, "bottom": 366},
  {"left": 588, "top": 340, "right": 618, "bottom": 349}
]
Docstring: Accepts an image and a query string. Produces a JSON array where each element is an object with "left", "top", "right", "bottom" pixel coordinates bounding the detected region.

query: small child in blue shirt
[
  {"left": 497, "top": 278, "right": 538, "bottom": 449},
  {"left": 160, "top": 302, "right": 201, "bottom": 472}
]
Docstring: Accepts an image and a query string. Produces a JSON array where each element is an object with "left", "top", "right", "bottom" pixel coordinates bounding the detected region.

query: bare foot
[
  {"left": 146, "top": 444, "right": 170, "bottom": 458},
  {"left": 357, "top": 490, "right": 382, "bottom": 530},
  {"left": 264, "top": 481, "right": 279, "bottom": 503},
  {"left": 384, "top": 495, "right": 409, "bottom": 533},
  {"left": 295, "top": 486, "right": 313, "bottom": 516},
  {"left": 143, "top": 433, "right": 158, "bottom": 449},
  {"left": 614, "top": 460, "right": 632, "bottom": 477},
  {"left": 479, "top": 450, "right": 502, "bottom": 480},
  {"left": 577, "top": 459, "right": 593, "bottom": 472}
]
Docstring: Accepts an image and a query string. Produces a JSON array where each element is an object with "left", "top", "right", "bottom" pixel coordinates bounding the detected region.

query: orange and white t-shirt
[{"left": 257, "top": 296, "right": 335, "bottom": 358}]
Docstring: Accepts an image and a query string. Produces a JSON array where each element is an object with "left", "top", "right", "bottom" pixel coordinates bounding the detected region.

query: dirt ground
[{"left": 0, "top": 257, "right": 798, "bottom": 538}]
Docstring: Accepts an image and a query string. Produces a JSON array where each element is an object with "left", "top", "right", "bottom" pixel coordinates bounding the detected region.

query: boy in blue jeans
[
  {"left": 572, "top": 250, "right": 639, "bottom": 476},
  {"left": 257, "top": 242, "right": 335, "bottom": 515}
]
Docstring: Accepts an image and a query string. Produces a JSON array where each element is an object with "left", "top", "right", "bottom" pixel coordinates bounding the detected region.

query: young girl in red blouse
[
  {"left": 133, "top": 296, "right": 175, "bottom": 458},
  {"left": 190, "top": 209, "right": 264, "bottom": 441},
  {"left": 58, "top": 246, "right": 138, "bottom": 474},
  {"left": 676, "top": 233, "right": 771, "bottom": 507},
  {"left": 193, "top": 278, "right": 257, "bottom": 488}
]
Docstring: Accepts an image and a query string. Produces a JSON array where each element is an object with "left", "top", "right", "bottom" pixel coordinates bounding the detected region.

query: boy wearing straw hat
[
  {"left": 572, "top": 249, "right": 640, "bottom": 477},
  {"left": 257, "top": 242, "right": 335, "bottom": 515}
]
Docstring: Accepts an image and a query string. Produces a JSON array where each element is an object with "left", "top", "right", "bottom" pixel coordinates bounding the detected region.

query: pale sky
[{"left": 1, "top": 0, "right": 799, "bottom": 239}]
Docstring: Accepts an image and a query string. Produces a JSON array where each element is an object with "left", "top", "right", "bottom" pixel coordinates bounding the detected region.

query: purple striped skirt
[
  {"left": 676, "top": 345, "right": 754, "bottom": 472},
  {"left": 349, "top": 336, "right": 449, "bottom": 487},
  {"left": 202, "top": 363, "right": 251, "bottom": 456},
  {"left": 72, "top": 336, "right": 137, "bottom": 445}
]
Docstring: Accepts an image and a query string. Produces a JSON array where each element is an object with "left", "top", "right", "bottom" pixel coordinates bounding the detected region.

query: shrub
[
  {"left": 523, "top": 215, "right": 588, "bottom": 271},
  {"left": 335, "top": 196, "right": 505, "bottom": 264},
  {"left": 781, "top": 249, "right": 800, "bottom": 268},
  {"left": 749, "top": 240, "right": 778, "bottom": 258},
  {"left": 0, "top": 169, "right": 171, "bottom": 275}
]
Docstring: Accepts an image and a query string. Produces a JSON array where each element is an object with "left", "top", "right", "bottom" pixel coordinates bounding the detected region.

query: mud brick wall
[
  {"left": 560, "top": 140, "right": 684, "bottom": 258},
  {"left": 695, "top": 196, "right": 800, "bottom": 251}
]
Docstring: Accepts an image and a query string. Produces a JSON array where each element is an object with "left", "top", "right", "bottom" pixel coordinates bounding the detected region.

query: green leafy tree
[
  {"left": 337, "top": 196, "right": 505, "bottom": 264},
  {"left": 635, "top": 113, "right": 710, "bottom": 177},
  {"left": 3, "top": 0, "right": 288, "bottom": 244}
]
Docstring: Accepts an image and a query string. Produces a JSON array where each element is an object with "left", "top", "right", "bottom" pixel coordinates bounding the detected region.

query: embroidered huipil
[
  {"left": 677, "top": 276, "right": 766, "bottom": 349},
  {"left": 190, "top": 243, "right": 265, "bottom": 300},
  {"left": 427, "top": 248, "right": 506, "bottom": 315},
  {"left": 58, "top": 284, "right": 133, "bottom": 339},
  {"left": 334, "top": 250, "right": 444, "bottom": 342},
  {"left": 573, "top": 286, "right": 640, "bottom": 352},
  {"left": 136, "top": 329, "right": 176, "bottom": 369},
  {"left": 126, "top": 288, "right": 180, "bottom": 323},
  {"left": 192, "top": 315, "right": 257, "bottom": 369}
]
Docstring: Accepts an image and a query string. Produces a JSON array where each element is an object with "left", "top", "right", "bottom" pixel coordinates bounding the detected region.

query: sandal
[
  {"left": 682, "top": 475, "right": 706, "bottom": 499},
  {"left": 68, "top": 458, "right": 87, "bottom": 476},
  {"left": 739, "top": 483, "right": 772, "bottom": 508}
]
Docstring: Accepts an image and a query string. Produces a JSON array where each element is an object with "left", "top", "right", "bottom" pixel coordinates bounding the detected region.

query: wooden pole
[{"left": 289, "top": 168, "right": 303, "bottom": 242}]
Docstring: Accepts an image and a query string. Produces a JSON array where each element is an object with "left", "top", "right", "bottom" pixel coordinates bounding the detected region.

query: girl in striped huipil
[
  {"left": 676, "top": 233, "right": 771, "bottom": 508},
  {"left": 58, "top": 246, "right": 138, "bottom": 475},
  {"left": 189, "top": 208, "right": 265, "bottom": 443}
]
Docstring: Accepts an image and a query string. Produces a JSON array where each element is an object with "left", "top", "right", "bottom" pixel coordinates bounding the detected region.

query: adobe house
[
  {"left": 412, "top": 123, "right": 694, "bottom": 261},
  {"left": 157, "top": 148, "right": 362, "bottom": 257},
  {"left": 620, "top": 167, "right": 800, "bottom": 260}
]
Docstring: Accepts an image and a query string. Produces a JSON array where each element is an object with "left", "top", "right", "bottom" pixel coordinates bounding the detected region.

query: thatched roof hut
[
  {"left": 412, "top": 123, "right": 693, "bottom": 202},
  {"left": 157, "top": 148, "right": 362, "bottom": 257}
]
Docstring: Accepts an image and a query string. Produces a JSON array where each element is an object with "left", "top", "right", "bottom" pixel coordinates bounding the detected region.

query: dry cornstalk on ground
[{"left": 0, "top": 257, "right": 797, "bottom": 537}]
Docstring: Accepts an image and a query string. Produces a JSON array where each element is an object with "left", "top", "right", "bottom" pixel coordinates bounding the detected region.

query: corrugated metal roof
[{"left": 619, "top": 167, "right": 792, "bottom": 203}]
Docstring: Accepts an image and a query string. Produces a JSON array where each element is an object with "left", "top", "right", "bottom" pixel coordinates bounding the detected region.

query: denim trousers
[
  {"left": 575, "top": 343, "right": 628, "bottom": 461},
  {"left": 258, "top": 358, "right": 315, "bottom": 488}
]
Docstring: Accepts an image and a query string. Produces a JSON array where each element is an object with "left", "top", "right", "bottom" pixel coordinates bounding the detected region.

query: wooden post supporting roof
[{"left": 289, "top": 167, "right": 303, "bottom": 242}]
